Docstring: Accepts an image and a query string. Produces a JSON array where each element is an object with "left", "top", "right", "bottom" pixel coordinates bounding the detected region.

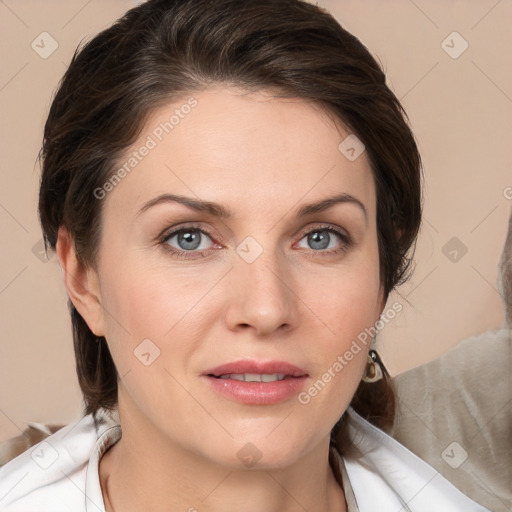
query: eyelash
[{"left": 158, "top": 223, "right": 353, "bottom": 260}]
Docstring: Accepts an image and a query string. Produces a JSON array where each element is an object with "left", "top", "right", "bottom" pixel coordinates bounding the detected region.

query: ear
[{"left": 56, "top": 226, "right": 105, "bottom": 336}]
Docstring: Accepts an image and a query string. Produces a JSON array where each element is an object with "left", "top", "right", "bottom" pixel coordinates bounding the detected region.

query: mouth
[{"left": 202, "top": 360, "right": 309, "bottom": 405}]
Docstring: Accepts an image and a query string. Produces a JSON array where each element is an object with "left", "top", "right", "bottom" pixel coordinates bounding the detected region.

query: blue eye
[
  {"left": 296, "top": 227, "right": 351, "bottom": 253},
  {"left": 162, "top": 226, "right": 215, "bottom": 258},
  {"left": 159, "top": 223, "right": 352, "bottom": 260}
]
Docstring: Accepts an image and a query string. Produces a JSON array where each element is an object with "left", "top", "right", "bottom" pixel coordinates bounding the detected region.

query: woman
[{"left": 0, "top": 0, "right": 490, "bottom": 510}]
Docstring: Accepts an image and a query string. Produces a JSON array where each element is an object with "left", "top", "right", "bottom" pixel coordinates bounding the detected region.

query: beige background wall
[{"left": 1, "top": 0, "right": 511, "bottom": 440}]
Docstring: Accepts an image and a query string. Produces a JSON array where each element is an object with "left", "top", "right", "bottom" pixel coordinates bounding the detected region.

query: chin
[{"left": 204, "top": 432, "right": 317, "bottom": 471}]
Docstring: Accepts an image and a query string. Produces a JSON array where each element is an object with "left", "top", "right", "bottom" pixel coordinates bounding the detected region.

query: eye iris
[
  {"left": 178, "top": 231, "right": 201, "bottom": 250},
  {"left": 308, "top": 230, "right": 330, "bottom": 250}
]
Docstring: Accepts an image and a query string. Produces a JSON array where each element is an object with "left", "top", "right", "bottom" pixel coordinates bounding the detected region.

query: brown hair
[{"left": 38, "top": 0, "right": 422, "bottom": 441}]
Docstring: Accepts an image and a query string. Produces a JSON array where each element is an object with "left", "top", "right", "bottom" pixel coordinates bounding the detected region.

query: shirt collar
[{"left": 84, "top": 413, "right": 121, "bottom": 512}]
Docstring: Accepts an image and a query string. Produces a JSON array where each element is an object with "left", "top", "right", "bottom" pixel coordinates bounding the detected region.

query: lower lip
[{"left": 203, "top": 375, "right": 309, "bottom": 405}]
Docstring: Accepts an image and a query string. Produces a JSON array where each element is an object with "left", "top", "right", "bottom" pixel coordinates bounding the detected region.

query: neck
[{"left": 99, "top": 403, "right": 347, "bottom": 512}]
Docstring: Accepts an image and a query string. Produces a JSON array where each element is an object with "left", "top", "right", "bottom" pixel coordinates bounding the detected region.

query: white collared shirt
[{"left": 0, "top": 407, "right": 490, "bottom": 511}]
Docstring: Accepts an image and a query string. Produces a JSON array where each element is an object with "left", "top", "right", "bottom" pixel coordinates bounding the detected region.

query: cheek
[
  {"left": 331, "top": 276, "right": 381, "bottom": 343},
  {"left": 305, "top": 257, "right": 382, "bottom": 342},
  {"left": 295, "top": 271, "right": 380, "bottom": 426},
  {"left": 301, "top": 256, "right": 381, "bottom": 380},
  {"left": 98, "top": 258, "right": 214, "bottom": 362},
  {"left": 322, "top": 285, "right": 379, "bottom": 369}
]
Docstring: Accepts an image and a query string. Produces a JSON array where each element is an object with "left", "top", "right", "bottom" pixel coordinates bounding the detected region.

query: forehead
[{"left": 103, "top": 86, "right": 376, "bottom": 219}]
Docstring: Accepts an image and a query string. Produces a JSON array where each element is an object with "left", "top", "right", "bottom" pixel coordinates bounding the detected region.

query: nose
[{"left": 224, "top": 245, "right": 300, "bottom": 337}]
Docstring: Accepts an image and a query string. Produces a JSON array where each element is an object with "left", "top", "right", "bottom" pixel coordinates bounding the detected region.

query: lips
[
  {"left": 202, "top": 360, "right": 308, "bottom": 378},
  {"left": 201, "top": 360, "right": 309, "bottom": 405}
]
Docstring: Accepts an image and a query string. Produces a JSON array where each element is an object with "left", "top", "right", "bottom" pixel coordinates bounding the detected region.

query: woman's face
[{"left": 89, "top": 86, "right": 385, "bottom": 468}]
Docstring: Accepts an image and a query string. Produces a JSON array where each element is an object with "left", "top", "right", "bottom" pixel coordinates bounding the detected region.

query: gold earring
[{"left": 361, "top": 349, "right": 383, "bottom": 383}]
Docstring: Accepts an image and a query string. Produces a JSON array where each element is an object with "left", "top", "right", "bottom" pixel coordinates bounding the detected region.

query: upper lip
[{"left": 203, "top": 360, "right": 308, "bottom": 378}]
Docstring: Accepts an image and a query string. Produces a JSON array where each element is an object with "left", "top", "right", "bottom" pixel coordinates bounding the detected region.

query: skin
[{"left": 57, "top": 86, "right": 386, "bottom": 512}]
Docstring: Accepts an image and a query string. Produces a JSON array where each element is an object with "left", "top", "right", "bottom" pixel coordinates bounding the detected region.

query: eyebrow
[{"left": 137, "top": 193, "right": 368, "bottom": 222}]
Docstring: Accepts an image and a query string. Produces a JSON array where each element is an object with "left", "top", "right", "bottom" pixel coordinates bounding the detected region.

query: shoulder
[
  {"left": 0, "top": 410, "right": 117, "bottom": 511},
  {"left": 393, "top": 328, "right": 511, "bottom": 437},
  {"left": 392, "top": 328, "right": 511, "bottom": 445},
  {"left": 391, "top": 328, "right": 511, "bottom": 511},
  {"left": 341, "top": 408, "right": 491, "bottom": 511}
]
